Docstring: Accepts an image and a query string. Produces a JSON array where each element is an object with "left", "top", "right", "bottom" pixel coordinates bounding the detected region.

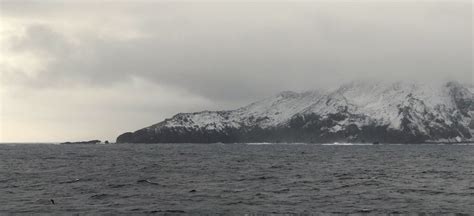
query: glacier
[{"left": 117, "top": 81, "right": 473, "bottom": 144}]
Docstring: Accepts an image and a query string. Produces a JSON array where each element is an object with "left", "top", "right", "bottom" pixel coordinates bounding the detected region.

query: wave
[
  {"left": 244, "top": 142, "right": 273, "bottom": 145},
  {"left": 243, "top": 142, "right": 308, "bottom": 145},
  {"left": 322, "top": 142, "right": 373, "bottom": 146}
]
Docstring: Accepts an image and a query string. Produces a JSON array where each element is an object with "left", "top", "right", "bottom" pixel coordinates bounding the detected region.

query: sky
[{"left": 0, "top": 0, "right": 472, "bottom": 142}]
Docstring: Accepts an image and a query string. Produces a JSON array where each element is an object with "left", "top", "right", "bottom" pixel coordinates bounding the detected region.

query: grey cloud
[{"left": 1, "top": 2, "right": 472, "bottom": 104}]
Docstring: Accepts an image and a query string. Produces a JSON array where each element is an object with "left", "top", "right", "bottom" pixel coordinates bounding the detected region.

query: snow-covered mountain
[{"left": 117, "top": 81, "right": 474, "bottom": 144}]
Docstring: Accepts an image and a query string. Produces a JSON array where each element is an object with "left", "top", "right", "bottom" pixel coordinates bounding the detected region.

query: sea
[{"left": 0, "top": 143, "right": 473, "bottom": 215}]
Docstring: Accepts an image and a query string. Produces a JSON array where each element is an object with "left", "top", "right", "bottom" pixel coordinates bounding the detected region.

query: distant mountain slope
[{"left": 117, "top": 81, "right": 473, "bottom": 144}]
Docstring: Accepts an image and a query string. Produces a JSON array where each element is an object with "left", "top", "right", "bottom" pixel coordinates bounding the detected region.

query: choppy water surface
[{"left": 0, "top": 143, "right": 473, "bottom": 215}]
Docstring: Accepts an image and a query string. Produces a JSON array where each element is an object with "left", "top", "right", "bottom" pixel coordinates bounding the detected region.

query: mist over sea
[{"left": 0, "top": 143, "right": 473, "bottom": 214}]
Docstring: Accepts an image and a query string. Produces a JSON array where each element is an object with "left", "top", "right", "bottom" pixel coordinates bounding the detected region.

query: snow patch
[{"left": 143, "top": 81, "right": 473, "bottom": 142}]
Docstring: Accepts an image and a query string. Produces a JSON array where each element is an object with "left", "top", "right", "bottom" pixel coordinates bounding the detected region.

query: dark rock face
[
  {"left": 116, "top": 114, "right": 436, "bottom": 144},
  {"left": 61, "top": 140, "right": 101, "bottom": 145},
  {"left": 116, "top": 81, "right": 474, "bottom": 144}
]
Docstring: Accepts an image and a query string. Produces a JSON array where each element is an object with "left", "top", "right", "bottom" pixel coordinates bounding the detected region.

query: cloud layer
[{"left": 0, "top": 1, "right": 472, "bottom": 142}]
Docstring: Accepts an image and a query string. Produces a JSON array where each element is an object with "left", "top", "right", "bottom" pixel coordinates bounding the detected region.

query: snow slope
[
  {"left": 303, "top": 81, "right": 465, "bottom": 131},
  {"left": 160, "top": 90, "right": 326, "bottom": 130},
  {"left": 117, "top": 81, "right": 474, "bottom": 143}
]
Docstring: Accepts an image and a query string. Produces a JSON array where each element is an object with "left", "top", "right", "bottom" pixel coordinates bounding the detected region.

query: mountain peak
[
  {"left": 117, "top": 80, "right": 473, "bottom": 144},
  {"left": 276, "top": 91, "right": 299, "bottom": 98}
]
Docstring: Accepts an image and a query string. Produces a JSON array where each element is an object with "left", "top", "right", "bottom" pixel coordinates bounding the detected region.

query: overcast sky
[{"left": 0, "top": 0, "right": 472, "bottom": 142}]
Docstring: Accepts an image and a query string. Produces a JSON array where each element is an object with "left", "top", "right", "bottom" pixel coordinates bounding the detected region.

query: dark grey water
[{"left": 0, "top": 143, "right": 473, "bottom": 215}]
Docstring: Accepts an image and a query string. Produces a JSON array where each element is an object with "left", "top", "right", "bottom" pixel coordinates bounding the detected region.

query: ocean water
[{"left": 0, "top": 143, "right": 473, "bottom": 215}]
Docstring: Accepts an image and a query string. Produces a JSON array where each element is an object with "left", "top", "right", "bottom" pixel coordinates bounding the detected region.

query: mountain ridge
[{"left": 117, "top": 81, "right": 473, "bottom": 144}]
